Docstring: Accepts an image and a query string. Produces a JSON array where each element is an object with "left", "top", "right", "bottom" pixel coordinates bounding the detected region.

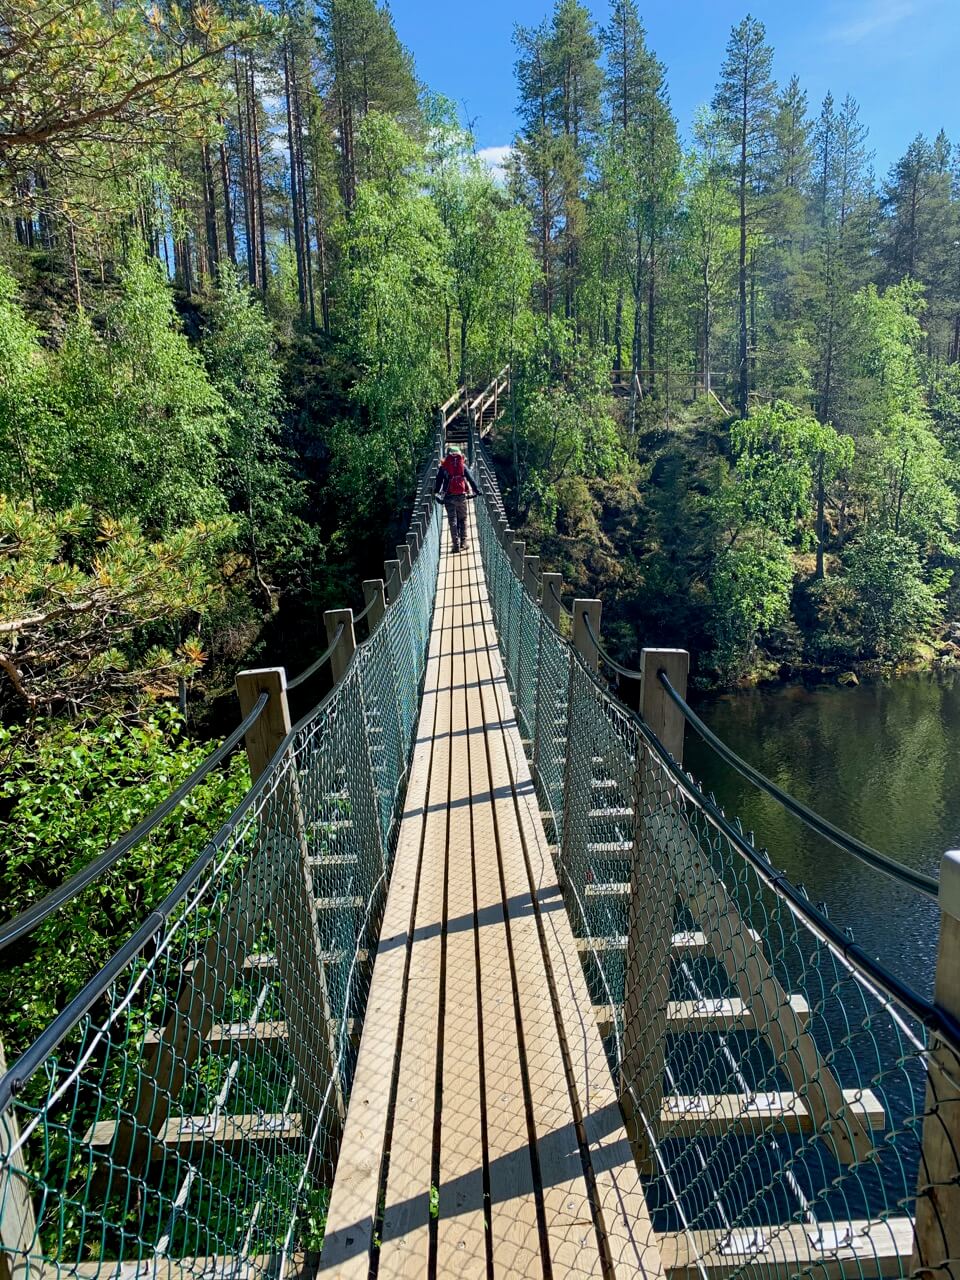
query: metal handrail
[{"left": 0, "top": 691, "right": 271, "bottom": 953}]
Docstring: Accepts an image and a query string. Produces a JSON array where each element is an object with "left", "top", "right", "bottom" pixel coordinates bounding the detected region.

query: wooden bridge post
[
  {"left": 324, "top": 609, "right": 357, "bottom": 685},
  {"left": 620, "top": 648, "right": 688, "bottom": 1167},
  {"left": 363, "top": 580, "right": 387, "bottom": 631},
  {"left": 541, "top": 572, "right": 562, "bottom": 630},
  {"left": 572, "top": 599, "right": 602, "bottom": 671},
  {"left": 0, "top": 1039, "right": 38, "bottom": 1280},
  {"left": 523, "top": 555, "right": 540, "bottom": 597},
  {"left": 511, "top": 540, "right": 526, "bottom": 578},
  {"left": 396, "top": 544, "right": 412, "bottom": 582},
  {"left": 912, "top": 848, "right": 960, "bottom": 1276},
  {"left": 384, "top": 559, "right": 402, "bottom": 604},
  {"left": 236, "top": 666, "right": 346, "bottom": 1144},
  {"left": 406, "top": 525, "right": 421, "bottom": 561}
]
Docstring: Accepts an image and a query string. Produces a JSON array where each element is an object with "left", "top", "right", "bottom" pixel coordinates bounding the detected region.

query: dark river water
[{"left": 685, "top": 671, "right": 960, "bottom": 1000}]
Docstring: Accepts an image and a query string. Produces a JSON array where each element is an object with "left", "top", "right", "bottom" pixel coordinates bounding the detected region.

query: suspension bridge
[{"left": 1, "top": 370, "right": 959, "bottom": 1280}]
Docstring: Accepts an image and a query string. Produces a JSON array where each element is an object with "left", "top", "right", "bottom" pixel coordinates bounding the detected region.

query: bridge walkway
[{"left": 319, "top": 518, "right": 663, "bottom": 1278}]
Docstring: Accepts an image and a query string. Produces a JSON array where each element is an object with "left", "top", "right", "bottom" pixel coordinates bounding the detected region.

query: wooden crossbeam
[
  {"left": 575, "top": 930, "right": 754, "bottom": 956},
  {"left": 29, "top": 1257, "right": 281, "bottom": 1280},
  {"left": 87, "top": 1112, "right": 304, "bottom": 1150},
  {"left": 658, "top": 1218, "right": 915, "bottom": 1280},
  {"left": 673, "top": 833, "right": 878, "bottom": 1165},
  {"left": 593, "top": 995, "right": 811, "bottom": 1037},
  {"left": 659, "top": 1089, "right": 885, "bottom": 1138}
]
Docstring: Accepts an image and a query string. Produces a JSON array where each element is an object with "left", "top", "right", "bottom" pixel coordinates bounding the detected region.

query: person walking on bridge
[{"left": 434, "top": 445, "right": 479, "bottom": 553}]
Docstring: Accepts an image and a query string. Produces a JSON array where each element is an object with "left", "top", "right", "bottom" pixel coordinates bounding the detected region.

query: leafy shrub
[{"left": 0, "top": 707, "right": 248, "bottom": 1058}]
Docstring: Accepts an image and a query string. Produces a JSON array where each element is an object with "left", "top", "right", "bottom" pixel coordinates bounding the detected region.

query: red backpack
[{"left": 442, "top": 453, "right": 467, "bottom": 496}]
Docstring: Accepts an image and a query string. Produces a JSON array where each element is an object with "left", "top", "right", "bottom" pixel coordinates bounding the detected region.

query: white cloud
[
  {"left": 477, "top": 144, "right": 513, "bottom": 186},
  {"left": 828, "top": 0, "right": 920, "bottom": 44}
]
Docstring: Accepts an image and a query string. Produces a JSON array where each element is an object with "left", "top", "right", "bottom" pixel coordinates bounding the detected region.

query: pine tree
[{"left": 712, "top": 16, "right": 777, "bottom": 417}]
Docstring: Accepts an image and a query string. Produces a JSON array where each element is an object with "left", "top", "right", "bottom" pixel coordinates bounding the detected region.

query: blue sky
[{"left": 389, "top": 0, "right": 960, "bottom": 180}]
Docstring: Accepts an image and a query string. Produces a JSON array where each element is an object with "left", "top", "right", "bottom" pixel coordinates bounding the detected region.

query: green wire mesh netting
[
  {"left": 473, "top": 464, "right": 960, "bottom": 1280},
  {"left": 0, "top": 503, "right": 441, "bottom": 1280}
]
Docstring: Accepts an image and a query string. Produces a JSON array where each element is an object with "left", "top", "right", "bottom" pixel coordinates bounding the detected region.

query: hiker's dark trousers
[{"left": 444, "top": 494, "right": 468, "bottom": 549}]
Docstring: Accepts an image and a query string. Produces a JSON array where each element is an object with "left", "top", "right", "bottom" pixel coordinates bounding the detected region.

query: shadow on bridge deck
[{"left": 319, "top": 520, "right": 662, "bottom": 1278}]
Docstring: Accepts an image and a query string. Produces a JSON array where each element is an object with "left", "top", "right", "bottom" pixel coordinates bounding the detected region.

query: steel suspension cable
[
  {"left": 577, "top": 603, "right": 938, "bottom": 899},
  {"left": 657, "top": 670, "right": 940, "bottom": 900},
  {"left": 0, "top": 691, "right": 270, "bottom": 954},
  {"left": 286, "top": 623, "right": 344, "bottom": 691}
]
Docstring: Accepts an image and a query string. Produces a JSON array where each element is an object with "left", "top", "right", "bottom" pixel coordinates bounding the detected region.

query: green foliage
[
  {"left": 807, "top": 528, "right": 946, "bottom": 662},
  {"left": 340, "top": 114, "right": 450, "bottom": 435},
  {"left": 0, "top": 257, "right": 227, "bottom": 529},
  {"left": 709, "top": 531, "right": 794, "bottom": 679},
  {"left": 203, "top": 267, "right": 311, "bottom": 595},
  {"left": 0, "top": 496, "right": 232, "bottom": 714},
  {"left": 510, "top": 319, "right": 624, "bottom": 523},
  {"left": 727, "top": 401, "right": 853, "bottom": 541},
  {"left": 0, "top": 707, "right": 248, "bottom": 1056},
  {"left": 424, "top": 101, "right": 537, "bottom": 385},
  {"left": 0, "top": 0, "right": 273, "bottom": 178}
]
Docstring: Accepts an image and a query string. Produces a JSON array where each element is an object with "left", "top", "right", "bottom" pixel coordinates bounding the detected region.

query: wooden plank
[
  {"left": 319, "top": 553, "right": 453, "bottom": 1276},
  {"left": 476, "top": 568, "right": 664, "bottom": 1280},
  {"left": 469, "top": 543, "right": 603, "bottom": 1278},
  {"left": 435, "top": 550, "right": 487, "bottom": 1276},
  {"left": 87, "top": 1113, "right": 303, "bottom": 1149},
  {"left": 659, "top": 1088, "right": 885, "bottom": 1138},
  {"left": 659, "top": 1218, "right": 915, "bottom": 1280},
  {"left": 593, "top": 995, "right": 811, "bottom": 1037},
  {"left": 459, "top": 544, "right": 543, "bottom": 1278},
  {"left": 574, "top": 931, "right": 736, "bottom": 956},
  {"left": 32, "top": 1257, "right": 280, "bottom": 1280},
  {"left": 376, "top": 539, "right": 457, "bottom": 1276}
]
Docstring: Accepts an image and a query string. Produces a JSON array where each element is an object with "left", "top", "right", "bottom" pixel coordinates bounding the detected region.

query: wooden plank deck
[{"left": 320, "top": 519, "right": 662, "bottom": 1278}]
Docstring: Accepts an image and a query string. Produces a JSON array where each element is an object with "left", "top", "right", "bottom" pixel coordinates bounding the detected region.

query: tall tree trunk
[
  {"left": 218, "top": 136, "right": 237, "bottom": 265},
  {"left": 292, "top": 71, "right": 316, "bottom": 328},
  {"left": 67, "top": 217, "right": 81, "bottom": 309},
  {"left": 815, "top": 453, "right": 826, "bottom": 579},
  {"left": 234, "top": 52, "right": 256, "bottom": 286},
  {"left": 459, "top": 311, "right": 469, "bottom": 388},
  {"left": 247, "top": 56, "right": 268, "bottom": 287},
  {"left": 201, "top": 143, "right": 220, "bottom": 278},
  {"left": 749, "top": 247, "right": 757, "bottom": 393},
  {"left": 647, "top": 239, "right": 656, "bottom": 392},
  {"left": 613, "top": 285, "right": 624, "bottom": 371},
  {"left": 737, "top": 89, "right": 749, "bottom": 418},
  {"left": 313, "top": 175, "right": 331, "bottom": 333},
  {"left": 703, "top": 269, "right": 712, "bottom": 395},
  {"left": 283, "top": 39, "right": 307, "bottom": 319}
]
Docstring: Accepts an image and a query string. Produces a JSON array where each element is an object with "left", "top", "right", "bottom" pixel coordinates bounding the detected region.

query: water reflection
[{"left": 685, "top": 671, "right": 960, "bottom": 999}]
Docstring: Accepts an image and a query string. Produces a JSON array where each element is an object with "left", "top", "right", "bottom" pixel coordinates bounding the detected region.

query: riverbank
[{"left": 729, "top": 620, "right": 960, "bottom": 692}]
